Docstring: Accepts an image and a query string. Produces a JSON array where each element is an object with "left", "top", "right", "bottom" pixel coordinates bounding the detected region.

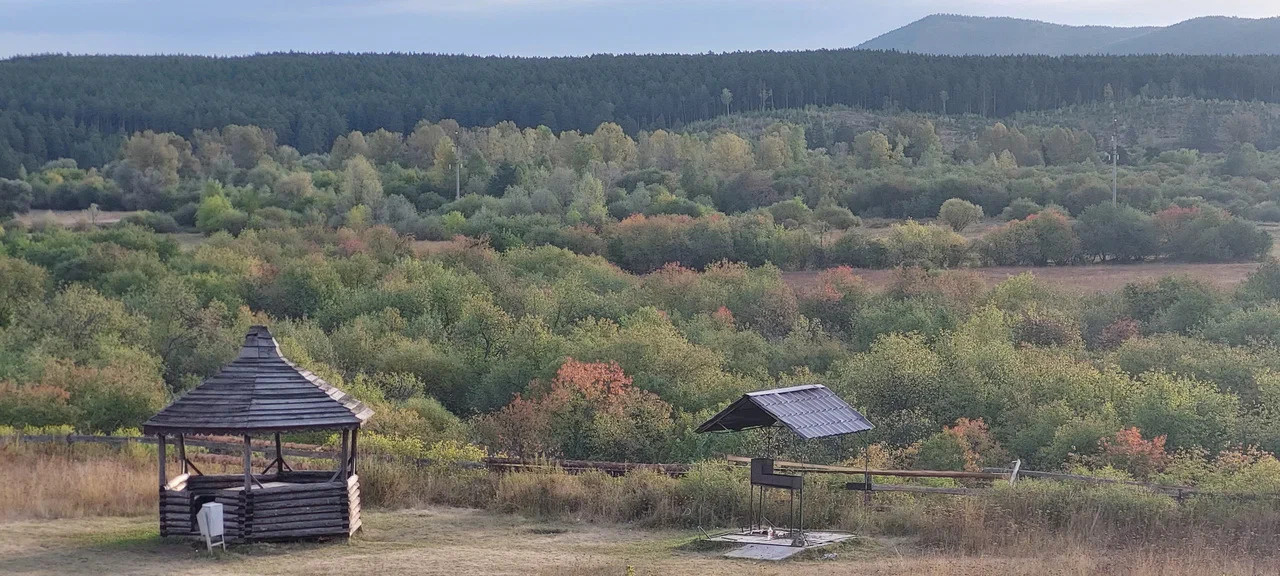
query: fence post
[{"left": 1009, "top": 459, "right": 1022, "bottom": 485}]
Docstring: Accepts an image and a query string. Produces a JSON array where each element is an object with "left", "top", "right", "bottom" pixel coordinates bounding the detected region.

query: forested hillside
[
  {"left": 4, "top": 51, "right": 1280, "bottom": 171},
  {"left": 5, "top": 47, "right": 1280, "bottom": 490},
  {"left": 5, "top": 100, "right": 1280, "bottom": 274},
  {"left": 8, "top": 217, "right": 1280, "bottom": 480},
  {"left": 858, "top": 15, "right": 1280, "bottom": 56}
]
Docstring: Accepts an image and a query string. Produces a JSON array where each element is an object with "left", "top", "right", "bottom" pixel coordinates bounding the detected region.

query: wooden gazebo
[{"left": 144, "top": 325, "right": 373, "bottom": 542}]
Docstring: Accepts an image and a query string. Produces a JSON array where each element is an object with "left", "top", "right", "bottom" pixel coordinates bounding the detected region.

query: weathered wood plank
[
  {"left": 252, "top": 514, "right": 346, "bottom": 529},
  {"left": 728, "top": 455, "right": 1004, "bottom": 480},
  {"left": 865, "top": 484, "right": 986, "bottom": 496},
  {"left": 251, "top": 482, "right": 346, "bottom": 496},
  {"left": 252, "top": 496, "right": 345, "bottom": 510},
  {"left": 247, "top": 528, "right": 349, "bottom": 540},
  {"left": 249, "top": 522, "right": 348, "bottom": 536},
  {"left": 248, "top": 506, "right": 345, "bottom": 520},
  {"left": 252, "top": 491, "right": 346, "bottom": 504}
]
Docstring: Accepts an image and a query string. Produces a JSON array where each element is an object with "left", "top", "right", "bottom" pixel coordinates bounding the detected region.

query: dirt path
[{"left": 0, "top": 507, "right": 1273, "bottom": 576}]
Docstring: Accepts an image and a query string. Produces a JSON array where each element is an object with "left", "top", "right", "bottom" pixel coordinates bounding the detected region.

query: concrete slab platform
[
  {"left": 712, "top": 530, "right": 856, "bottom": 561},
  {"left": 724, "top": 544, "right": 806, "bottom": 561}
]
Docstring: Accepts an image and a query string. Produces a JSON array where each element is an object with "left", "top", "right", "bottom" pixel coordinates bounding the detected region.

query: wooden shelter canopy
[
  {"left": 696, "top": 385, "right": 873, "bottom": 439},
  {"left": 143, "top": 326, "right": 372, "bottom": 435}
]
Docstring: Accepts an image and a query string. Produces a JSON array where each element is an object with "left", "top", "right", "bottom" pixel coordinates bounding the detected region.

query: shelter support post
[
  {"left": 176, "top": 434, "right": 187, "bottom": 475},
  {"left": 330, "top": 429, "right": 349, "bottom": 482},
  {"left": 157, "top": 434, "right": 166, "bottom": 489},
  {"left": 275, "top": 432, "right": 284, "bottom": 473},
  {"left": 243, "top": 434, "right": 252, "bottom": 492},
  {"left": 864, "top": 436, "right": 872, "bottom": 506},
  {"left": 349, "top": 428, "right": 358, "bottom": 476},
  {"left": 797, "top": 483, "right": 804, "bottom": 544}
]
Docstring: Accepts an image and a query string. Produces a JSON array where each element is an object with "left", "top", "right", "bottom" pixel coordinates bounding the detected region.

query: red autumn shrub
[
  {"left": 945, "top": 417, "right": 1009, "bottom": 471},
  {"left": 915, "top": 418, "right": 1009, "bottom": 472},
  {"left": 711, "top": 306, "right": 736, "bottom": 328},
  {"left": 1100, "top": 317, "right": 1140, "bottom": 349},
  {"left": 0, "top": 381, "right": 76, "bottom": 428},
  {"left": 1098, "top": 427, "right": 1169, "bottom": 479},
  {"left": 798, "top": 266, "right": 869, "bottom": 333},
  {"left": 480, "top": 359, "right": 674, "bottom": 462}
]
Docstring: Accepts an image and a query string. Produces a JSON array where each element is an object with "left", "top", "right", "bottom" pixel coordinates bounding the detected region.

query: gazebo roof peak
[{"left": 143, "top": 325, "right": 372, "bottom": 435}]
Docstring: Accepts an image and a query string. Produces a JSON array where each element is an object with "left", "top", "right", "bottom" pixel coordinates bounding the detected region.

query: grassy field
[
  {"left": 782, "top": 261, "right": 1265, "bottom": 293},
  {"left": 784, "top": 220, "right": 1280, "bottom": 293},
  {"left": 1, "top": 507, "right": 1275, "bottom": 576},
  {"left": 12, "top": 209, "right": 139, "bottom": 227}
]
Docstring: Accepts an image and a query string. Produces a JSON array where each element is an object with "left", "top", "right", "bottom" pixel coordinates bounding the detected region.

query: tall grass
[
  {"left": 1, "top": 440, "right": 252, "bottom": 521},
  {"left": 0, "top": 442, "right": 156, "bottom": 520},
  {"left": 7, "top": 443, "right": 1280, "bottom": 559}
]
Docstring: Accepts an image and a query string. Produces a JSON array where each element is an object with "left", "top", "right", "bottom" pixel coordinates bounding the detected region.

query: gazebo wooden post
[
  {"left": 157, "top": 433, "right": 167, "bottom": 488},
  {"left": 176, "top": 434, "right": 187, "bottom": 475},
  {"left": 332, "top": 429, "right": 349, "bottom": 481},
  {"left": 349, "top": 428, "right": 358, "bottom": 476},
  {"left": 242, "top": 434, "right": 252, "bottom": 492},
  {"left": 274, "top": 432, "right": 284, "bottom": 475}
]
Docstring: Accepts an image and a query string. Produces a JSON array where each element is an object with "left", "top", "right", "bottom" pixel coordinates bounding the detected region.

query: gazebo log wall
[{"left": 161, "top": 471, "right": 360, "bottom": 541}]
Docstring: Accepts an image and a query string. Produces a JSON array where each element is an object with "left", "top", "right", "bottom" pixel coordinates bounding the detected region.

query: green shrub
[
  {"left": 999, "top": 198, "right": 1043, "bottom": 221},
  {"left": 879, "top": 221, "right": 970, "bottom": 268},
  {"left": 938, "top": 198, "right": 983, "bottom": 232},
  {"left": 1075, "top": 203, "right": 1158, "bottom": 262}
]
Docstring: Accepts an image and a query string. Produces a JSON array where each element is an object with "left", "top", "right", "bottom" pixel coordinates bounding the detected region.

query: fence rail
[
  {"left": 0, "top": 434, "right": 674, "bottom": 476},
  {"left": 724, "top": 455, "right": 1005, "bottom": 480},
  {"left": 6, "top": 434, "right": 1276, "bottom": 501}
]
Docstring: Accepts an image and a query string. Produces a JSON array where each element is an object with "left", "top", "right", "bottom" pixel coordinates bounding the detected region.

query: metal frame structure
[
  {"left": 696, "top": 385, "right": 873, "bottom": 547},
  {"left": 746, "top": 457, "right": 806, "bottom": 544}
]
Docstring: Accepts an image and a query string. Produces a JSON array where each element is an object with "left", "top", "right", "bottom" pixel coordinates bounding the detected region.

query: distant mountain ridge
[{"left": 857, "top": 14, "right": 1280, "bottom": 56}]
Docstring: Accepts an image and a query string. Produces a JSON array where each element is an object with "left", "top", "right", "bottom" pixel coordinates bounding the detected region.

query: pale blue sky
[{"left": 1, "top": 0, "right": 1277, "bottom": 58}]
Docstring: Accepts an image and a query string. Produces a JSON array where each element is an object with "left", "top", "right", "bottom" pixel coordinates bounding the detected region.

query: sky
[{"left": 0, "top": 0, "right": 1278, "bottom": 58}]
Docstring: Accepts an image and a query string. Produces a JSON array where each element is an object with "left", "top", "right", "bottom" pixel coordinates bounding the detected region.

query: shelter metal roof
[
  {"left": 695, "top": 385, "right": 872, "bottom": 439},
  {"left": 142, "top": 326, "right": 372, "bottom": 435}
]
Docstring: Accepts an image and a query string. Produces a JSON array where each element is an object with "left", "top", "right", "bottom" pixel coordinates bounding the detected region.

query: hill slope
[{"left": 858, "top": 14, "right": 1280, "bottom": 56}]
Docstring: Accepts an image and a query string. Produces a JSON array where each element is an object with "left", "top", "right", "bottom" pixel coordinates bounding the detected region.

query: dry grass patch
[
  {"left": 0, "top": 444, "right": 156, "bottom": 521},
  {"left": 2, "top": 508, "right": 1278, "bottom": 576}
]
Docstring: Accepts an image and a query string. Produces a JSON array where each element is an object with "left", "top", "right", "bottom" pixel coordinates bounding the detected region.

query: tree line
[{"left": 4, "top": 51, "right": 1280, "bottom": 168}]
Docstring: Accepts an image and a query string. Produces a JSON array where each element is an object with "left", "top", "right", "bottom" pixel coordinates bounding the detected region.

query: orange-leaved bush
[
  {"left": 915, "top": 417, "right": 1009, "bottom": 472},
  {"left": 797, "top": 266, "right": 869, "bottom": 333},
  {"left": 1098, "top": 427, "right": 1169, "bottom": 480},
  {"left": 479, "top": 359, "right": 674, "bottom": 462}
]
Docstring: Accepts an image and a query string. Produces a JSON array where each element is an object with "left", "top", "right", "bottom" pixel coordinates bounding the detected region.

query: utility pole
[
  {"left": 453, "top": 129, "right": 462, "bottom": 201},
  {"left": 1111, "top": 117, "right": 1118, "bottom": 206}
]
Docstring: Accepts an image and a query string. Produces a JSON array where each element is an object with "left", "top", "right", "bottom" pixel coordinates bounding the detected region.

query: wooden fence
[
  {"left": 5, "top": 434, "right": 1273, "bottom": 501},
  {"left": 0, "top": 434, "right": 675, "bottom": 476}
]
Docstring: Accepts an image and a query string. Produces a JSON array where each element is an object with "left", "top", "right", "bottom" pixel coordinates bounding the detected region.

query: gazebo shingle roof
[{"left": 143, "top": 325, "right": 372, "bottom": 435}]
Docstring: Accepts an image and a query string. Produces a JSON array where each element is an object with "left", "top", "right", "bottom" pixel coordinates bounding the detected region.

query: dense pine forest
[{"left": 4, "top": 51, "right": 1280, "bottom": 170}]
